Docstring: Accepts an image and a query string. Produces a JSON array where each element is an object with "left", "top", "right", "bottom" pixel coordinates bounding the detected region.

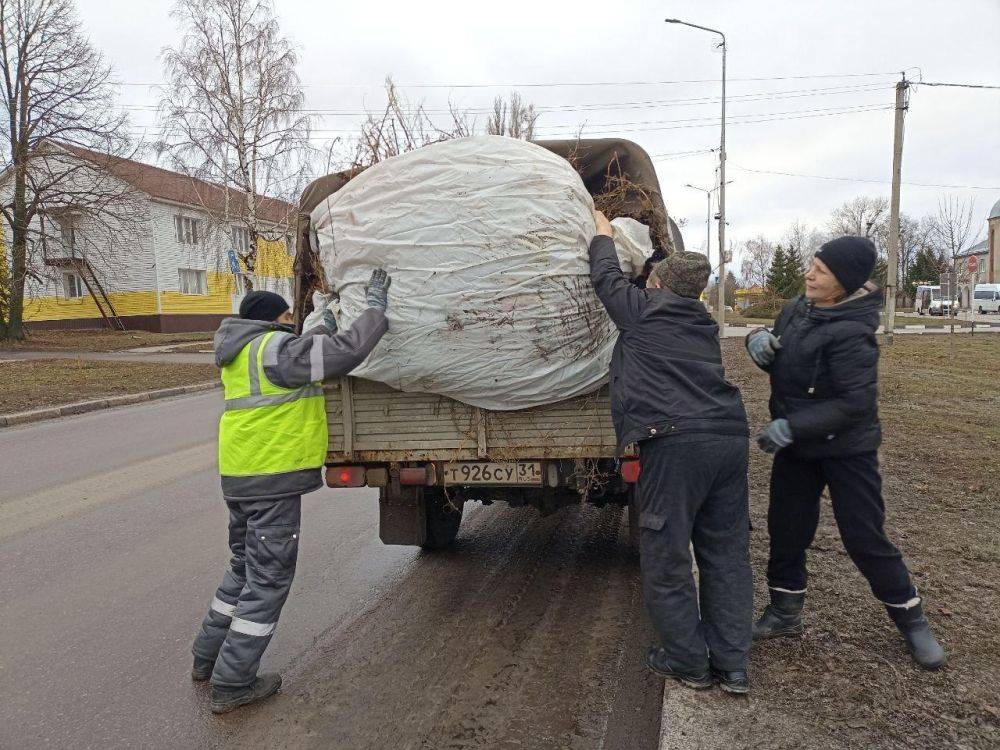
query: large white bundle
[{"left": 310, "top": 135, "right": 646, "bottom": 410}]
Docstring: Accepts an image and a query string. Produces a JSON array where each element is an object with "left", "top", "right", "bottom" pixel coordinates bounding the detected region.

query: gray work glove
[
  {"left": 747, "top": 329, "right": 781, "bottom": 368},
  {"left": 365, "top": 268, "right": 392, "bottom": 312},
  {"left": 757, "top": 419, "right": 793, "bottom": 454},
  {"left": 322, "top": 307, "right": 338, "bottom": 332}
]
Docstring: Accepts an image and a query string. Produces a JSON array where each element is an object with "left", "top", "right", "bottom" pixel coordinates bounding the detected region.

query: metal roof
[{"left": 955, "top": 238, "right": 988, "bottom": 258}]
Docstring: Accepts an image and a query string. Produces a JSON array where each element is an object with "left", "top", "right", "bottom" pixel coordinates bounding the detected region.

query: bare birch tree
[
  {"left": 157, "top": 0, "right": 311, "bottom": 280},
  {"left": 827, "top": 195, "right": 890, "bottom": 253},
  {"left": 0, "top": 0, "right": 140, "bottom": 340},
  {"left": 739, "top": 235, "right": 775, "bottom": 289},
  {"left": 929, "top": 195, "right": 976, "bottom": 268}
]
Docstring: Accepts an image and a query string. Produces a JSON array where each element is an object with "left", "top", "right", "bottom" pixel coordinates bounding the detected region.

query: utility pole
[
  {"left": 884, "top": 75, "right": 909, "bottom": 344},
  {"left": 665, "top": 18, "right": 727, "bottom": 331},
  {"left": 717, "top": 36, "right": 727, "bottom": 332}
]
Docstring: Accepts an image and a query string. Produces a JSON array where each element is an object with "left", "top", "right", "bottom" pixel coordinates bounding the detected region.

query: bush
[{"left": 741, "top": 300, "right": 788, "bottom": 319}]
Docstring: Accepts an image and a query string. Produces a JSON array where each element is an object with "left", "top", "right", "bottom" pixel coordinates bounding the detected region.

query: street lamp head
[{"left": 664, "top": 18, "right": 681, "bottom": 23}]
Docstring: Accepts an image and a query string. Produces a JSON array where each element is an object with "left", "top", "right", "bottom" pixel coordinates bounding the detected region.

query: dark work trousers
[
  {"left": 767, "top": 450, "right": 917, "bottom": 606},
  {"left": 637, "top": 434, "right": 752, "bottom": 673},
  {"left": 192, "top": 496, "right": 301, "bottom": 689}
]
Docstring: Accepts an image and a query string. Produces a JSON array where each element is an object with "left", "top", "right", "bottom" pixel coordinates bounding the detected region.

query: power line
[
  {"left": 114, "top": 71, "right": 900, "bottom": 89},
  {"left": 536, "top": 103, "right": 893, "bottom": 131},
  {"left": 730, "top": 163, "right": 999, "bottom": 190},
  {"left": 917, "top": 81, "right": 1000, "bottom": 90},
  {"left": 125, "top": 104, "right": 893, "bottom": 139},
  {"left": 125, "top": 83, "right": 891, "bottom": 117}
]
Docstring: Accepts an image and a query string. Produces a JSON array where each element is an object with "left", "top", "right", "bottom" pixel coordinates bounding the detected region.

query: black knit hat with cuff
[
  {"left": 239, "top": 291, "right": 289, "bottom": 322},
  {"left": 815, "top": 236, "right": 877, "bottom": 296}
]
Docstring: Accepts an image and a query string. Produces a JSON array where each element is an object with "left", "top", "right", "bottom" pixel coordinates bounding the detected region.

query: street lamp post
[
  {"left": 666, "top": 18, "right": 727, "bottom": 331},
  {"left": 685, "top": 183, "right": 714, "bottom": 257},
  {"left": 685, "top": 182, "right": 732, "bottom": 294}
]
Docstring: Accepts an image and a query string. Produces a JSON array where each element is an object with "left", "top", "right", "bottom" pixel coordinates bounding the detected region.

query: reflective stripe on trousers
[{"left": 191, "top": 496, "right": 301, "bottom": 688}]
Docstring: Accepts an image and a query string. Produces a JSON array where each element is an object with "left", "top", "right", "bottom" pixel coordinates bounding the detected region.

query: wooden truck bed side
[{"left": 325, "top": 378, "right": 617, "bottom": 463}]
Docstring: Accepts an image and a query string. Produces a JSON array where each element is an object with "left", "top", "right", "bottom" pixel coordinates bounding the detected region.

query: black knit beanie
[
  {"left": 239, "top": 291, "right": 289, "bottom": 321},
  {"left": 815, "top": 236, "right": 877, "bottom": 296}
]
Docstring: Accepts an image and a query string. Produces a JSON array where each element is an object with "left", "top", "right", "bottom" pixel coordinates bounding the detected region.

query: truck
[{"left": 293, "top": 139, "right": 684, "bottom": 549}]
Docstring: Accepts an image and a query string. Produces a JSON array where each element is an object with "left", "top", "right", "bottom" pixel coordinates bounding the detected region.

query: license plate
[{"left": 443, "top": 462, "right": 542, "bottom": 486}]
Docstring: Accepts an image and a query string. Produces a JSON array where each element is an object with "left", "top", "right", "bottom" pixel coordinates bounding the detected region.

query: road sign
[
  {"left": 940, "top": 271, "right": 955, "bottom": 299},
  {"left": 226, "top": 249, "right": 240, "bottom": 275},
  {"left": 967, "top": 256, "right": 978, "bottom": 274}
]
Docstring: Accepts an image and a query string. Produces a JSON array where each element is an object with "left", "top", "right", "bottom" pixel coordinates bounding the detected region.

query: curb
[{"left": 0, "top": 381, "right": 220, "bottom": 428}]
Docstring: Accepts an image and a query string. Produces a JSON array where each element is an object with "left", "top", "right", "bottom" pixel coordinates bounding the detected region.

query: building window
[
  {"left": 232, "top": 225, "right": 252, "bottom": 255},
  {"left": 63, "top": 272, "right": 84, "bottom": 299},
  {"left": 174, "top": 216, "right": 201, "bottom": 245},
  {"left": 60, "top": 216, "right": 78, "bottom": 254},
  {"left": 178, "top": 268, "right": 208, "bottom": 295},
  {"left": 980, "top": 258, "right": 987, "bottom": 275}
]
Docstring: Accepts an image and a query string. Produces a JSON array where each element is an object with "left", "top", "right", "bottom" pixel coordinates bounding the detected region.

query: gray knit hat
[{"left": 651, "top": 251, "right": 711, "bottom": 299}]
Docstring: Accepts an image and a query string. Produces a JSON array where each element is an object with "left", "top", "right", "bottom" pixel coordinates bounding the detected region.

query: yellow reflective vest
[{"left": 218, "top": 331, "right": 327, "bottom": 478}]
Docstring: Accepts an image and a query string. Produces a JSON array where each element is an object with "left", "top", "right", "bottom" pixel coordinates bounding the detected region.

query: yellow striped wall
[
  {"left": 18, "top": 207, "right": 296, "bottom": 324},
  {"left": 24, "top": 290, "right": 159, "bottom": 321}
]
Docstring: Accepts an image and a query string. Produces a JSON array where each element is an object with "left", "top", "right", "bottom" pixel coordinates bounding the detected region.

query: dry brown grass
[
  {"left": 0, "top": 359, "right": 217, "bottom": 412},
  {"left": 697, "top": 335, "right": 1000, "bottom": 749},
  {"left": 0, "top": 329, "right": 214, "bottom": 352}
]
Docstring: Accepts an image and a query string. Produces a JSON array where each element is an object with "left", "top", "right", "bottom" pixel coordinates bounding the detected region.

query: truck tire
[{"left": 422, "top": 488, "right": 464, "bottom": 550}]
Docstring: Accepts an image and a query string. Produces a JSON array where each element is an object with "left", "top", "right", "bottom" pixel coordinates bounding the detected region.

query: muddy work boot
[
  {"left": 191, "top": 657, "right": 215, "bottom": 682},
  {"left": 752, "top": 589, "right": 805, "bottom": 641},
  {"left": 210, "top": 673, "right": 283, "bottom": 714},
  {"left": 710, "top": 667, "right": 750, "bottom": 695},
  {"left": 885, "top": 601, "right": 948, "bottom": 670},
  {"left": 645, "top": 647, "right": 712, "bottom": 690}
]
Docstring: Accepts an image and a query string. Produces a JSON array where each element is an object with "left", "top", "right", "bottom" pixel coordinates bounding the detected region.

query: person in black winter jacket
[
  {"left": 746, "top": 235, "right": 947, "bottom": 670},
  {"left": 589, "top": 210, "right": 753, "bottom": 695}
]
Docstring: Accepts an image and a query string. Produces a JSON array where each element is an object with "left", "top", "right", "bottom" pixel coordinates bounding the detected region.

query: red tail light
[
  {"left": 621, "top": 460, "right": 641, "bottom": 483},
  {"left": 399, "top": 466, "right": 431, "bottom": 486},
  {"left": 326, "top": 466, "right": 365, "bottom": 487}
]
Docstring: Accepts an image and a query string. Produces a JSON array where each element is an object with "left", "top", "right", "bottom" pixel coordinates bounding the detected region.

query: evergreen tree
[
  {"left": 765, "top": 245, "right": 789, "bottom": 298},
  {"left": 906, "top": 247, "right": 944, "bottom": 299},
  {"left": 783, "top": 245, "right": 806, "bottom": 297}
]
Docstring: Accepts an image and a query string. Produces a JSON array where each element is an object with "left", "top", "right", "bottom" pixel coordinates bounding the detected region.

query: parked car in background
[{"left": 973, "top": 284, "right": 1000, "bottom": 314}]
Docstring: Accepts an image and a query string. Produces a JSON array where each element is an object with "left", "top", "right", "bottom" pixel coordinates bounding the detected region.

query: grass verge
[
  {"left": 0, "top": 329, "right": 215, "bottom": 352},
  {"left": 679, "top": 336, "right": 1000, "bottom": 749},
  {"left": 0, "top": 359, "right": 217, "bottom": 413}
]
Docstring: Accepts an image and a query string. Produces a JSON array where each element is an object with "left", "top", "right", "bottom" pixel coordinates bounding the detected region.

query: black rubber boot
[
  {"left": 710, "top": 667, "right": 750, "bottom": 695},
  {"left": 192, "top": 657, "right": 214, "bottom": 682},
  {"left": 645, "top": 647, "right": 713, "bottom": 690},
  {"left": 885, "top": 601, "right": 948, "bottom": 670},
  {"left": 752, "top": 589, "right": 805, "bottom": 641},
  {"left": 210, "top": 673, "right": 282, "bottom": 714}
]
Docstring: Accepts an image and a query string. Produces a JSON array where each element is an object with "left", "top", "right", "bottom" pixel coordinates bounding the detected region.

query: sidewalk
[{"left": 0, "top": 349, "right": 214, "bottom": 364}]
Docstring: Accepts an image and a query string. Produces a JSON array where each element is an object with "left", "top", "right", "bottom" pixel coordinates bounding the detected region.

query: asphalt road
[{"left": 0, "top": 393, "right": 661, "bottom": 749}]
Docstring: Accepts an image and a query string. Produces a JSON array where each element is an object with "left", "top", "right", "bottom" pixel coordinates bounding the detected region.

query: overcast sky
[{"left": 78, "top": 0, "right": 1000, "bottom": 265}]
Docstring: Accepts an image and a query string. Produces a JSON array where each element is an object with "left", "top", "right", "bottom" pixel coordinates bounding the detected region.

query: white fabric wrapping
[
  {"left": 610, "top": 217, "right": 654, "bottom": 279},
  {"left": 310, "top": 135, "right": 651, "bottom": 410}
]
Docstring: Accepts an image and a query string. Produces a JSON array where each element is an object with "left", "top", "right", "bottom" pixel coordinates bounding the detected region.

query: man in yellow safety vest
[{"left": 191, "top": 270, "right": 390, "bottom": 714}]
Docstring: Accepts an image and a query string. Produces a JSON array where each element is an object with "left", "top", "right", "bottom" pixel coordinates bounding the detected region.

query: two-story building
[
  {"left": 3, "top": 143, "right": 297, "bottom": 332},
  {"left": 955, "top": 198, "right": 1000, "bottom": 308}
]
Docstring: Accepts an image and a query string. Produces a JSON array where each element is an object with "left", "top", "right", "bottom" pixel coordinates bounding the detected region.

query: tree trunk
[{"left": 3, "top": 169, "right": 29, "bottom": 341}]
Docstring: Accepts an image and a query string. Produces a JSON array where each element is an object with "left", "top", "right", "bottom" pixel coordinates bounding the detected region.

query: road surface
[{"left": 0, "top": 394, "right": 662, "bottom": 749}]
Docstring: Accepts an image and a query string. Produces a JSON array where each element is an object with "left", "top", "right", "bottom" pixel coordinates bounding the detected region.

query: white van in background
[
  {"left": 914, "top": 285, "right": 954, "bottom": 316},
  {"left": 973, "top": 284, "right": 1000, "bottom": 314}
]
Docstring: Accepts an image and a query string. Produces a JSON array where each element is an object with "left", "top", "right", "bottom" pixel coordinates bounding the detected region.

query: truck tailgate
[{"left": 325, "top": 377, "right": 617, "bottom": 463}]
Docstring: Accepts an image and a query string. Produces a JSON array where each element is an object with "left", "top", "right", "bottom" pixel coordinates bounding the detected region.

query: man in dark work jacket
[{"left": 588, "top": 210, "right": 752, "bottom": 695}]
